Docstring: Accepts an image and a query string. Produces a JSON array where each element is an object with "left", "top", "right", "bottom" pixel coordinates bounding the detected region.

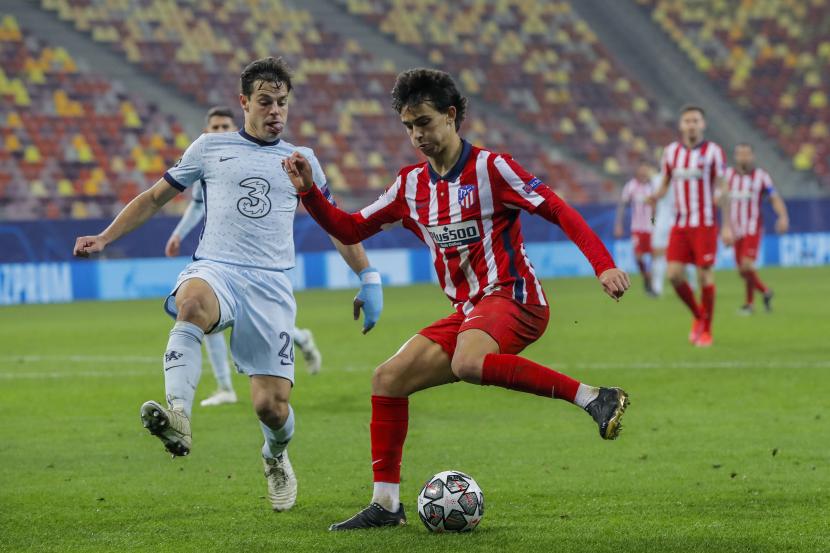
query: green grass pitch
[{"left": 1, "top": 266, "right": 828, "bottom": 552}]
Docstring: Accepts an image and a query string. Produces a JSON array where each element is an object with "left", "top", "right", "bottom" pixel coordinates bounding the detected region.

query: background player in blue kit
[
  {"left": 73, "top": 57, "right": 382, "bottom": 512},
  {"left": 165, "top": 106, "right": 324, "bottom": 408}
]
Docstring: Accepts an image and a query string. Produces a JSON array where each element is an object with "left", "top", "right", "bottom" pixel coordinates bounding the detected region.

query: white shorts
[
  {"left": 164, "top": 259, "right": 297, "bottom": 382},
  {"left": 652, "top": 211, "right": 673, "bottom": 250}
]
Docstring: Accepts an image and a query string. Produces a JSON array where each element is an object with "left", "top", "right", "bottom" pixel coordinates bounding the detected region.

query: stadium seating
[
  {"left": 0, "top": 14, "right": 188, "bottom": 220},
  {"left": 636, "top": 0, "right": 830, "bottom": 187},
  {"left": 337, "top": 0, "right": 676, "bottom": 181},
  {"left": 38, "top": 0, "right": 613, "bottom": 204}
]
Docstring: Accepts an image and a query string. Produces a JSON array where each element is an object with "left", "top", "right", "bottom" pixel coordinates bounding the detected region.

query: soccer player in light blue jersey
[
  {"left": 165, "top": 106, "right": 323, "bottom": 409},
  {"left": 73, "top": 57, "right": 382, "bottom": 512}
]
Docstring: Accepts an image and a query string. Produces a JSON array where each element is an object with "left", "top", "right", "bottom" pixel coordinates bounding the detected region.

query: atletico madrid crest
[{"left": 458, "top": 184, "right": 476, "bottom": 208}]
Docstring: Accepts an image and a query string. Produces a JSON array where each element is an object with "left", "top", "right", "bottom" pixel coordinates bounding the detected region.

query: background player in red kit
[
  {"left": 615, "top": 162, "right": 656, "bottom": 295},
  {"left": 726, "top": 143, "right": 789, "bottom": 314},
  {"left": 284, "top": 68, "right": 631, "bottom": 530},
  {"left": 650, "top": 106, "right": 733, "bottom": 347}
]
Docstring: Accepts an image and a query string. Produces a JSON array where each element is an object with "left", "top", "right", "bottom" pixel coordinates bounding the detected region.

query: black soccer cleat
[
  {"left": 329, "top": 502, "right": 407, "bottom": 531},
  {"left": 584, "top": 387, "right": 629, "bottom": 440},
  {"left": 762, "top": 290, "right": 774, "bottom": 312}
]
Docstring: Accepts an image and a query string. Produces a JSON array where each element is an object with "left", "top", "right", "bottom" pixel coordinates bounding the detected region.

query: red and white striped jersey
[
  {"left": 301, "top": 140, "right": 616, "bottom": 315},
  {"left": 621, "top": 178, "right": 654, "bottom": 233},
  {"left": 661, "top": 140, "right": 726, "bottom": 228},
  {"left": 726, "top": 166, "right": 777, "bottom": 238}
]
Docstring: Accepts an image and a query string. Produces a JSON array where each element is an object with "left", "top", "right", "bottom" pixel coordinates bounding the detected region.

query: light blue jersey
[{"left": 164, "top": 130, "right": 333, "bottom": 271}]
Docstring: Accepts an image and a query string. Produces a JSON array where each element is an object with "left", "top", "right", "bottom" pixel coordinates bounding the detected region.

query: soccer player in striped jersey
[
  {"left": 615, "top": 162, "right": 656, "bottom": 295},
  {"left": 283, "top": 68, "right": 631, "bottom": 530},
  {"left": 650, "top": 105, "right": 733, "bottom": 347},
  {"left": 726, "top": 143, "right": 789, "bottom": 314}
]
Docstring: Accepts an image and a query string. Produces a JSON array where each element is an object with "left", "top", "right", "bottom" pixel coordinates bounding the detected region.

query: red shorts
[
  {"left": 419, "top": 292, "right": 550, "bottom": 358},
  {"left": 667, "top": 226, "right": 718, "bottom": 267},
  {"left": 734, "top": 233, "right": 761, "bottom": 263},
  {"left": 632, "top": 231, "right": 652, "bottom": 256}
]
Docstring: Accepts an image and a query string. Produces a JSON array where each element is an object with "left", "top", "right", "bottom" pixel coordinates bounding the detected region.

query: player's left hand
[
  {"left": 354, "top": 267, "right": 383, "bottom": 334},
  {"left": 599, "top": 268, "right": 630, "bottom": 301},
  {"left": 721, "top": 226, "right": 734, "bottom": 246},
  {"left": 775, "top": 217, "right": 789, "bottom": 234}
]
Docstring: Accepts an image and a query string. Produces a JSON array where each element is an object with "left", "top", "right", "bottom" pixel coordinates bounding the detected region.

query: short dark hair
[
  {"left": 735, "top": 142, "right": 753, "bottom": 151},
  {"left": 205, "top": 106, "right": 234, "bottom": 124},
  {"left": 240, "top": 57, "right": 293, "bottom": 98},
  {"left": 680, "top": 104, "right": 706, "bottom": 117},
  {"left": 391, "top": 68, "right": 467, "bottom": 130}
]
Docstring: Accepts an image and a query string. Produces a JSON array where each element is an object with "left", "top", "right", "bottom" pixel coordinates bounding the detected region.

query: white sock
[
  {"left": 292, "top": 327, "right": 310, "bottom": 350},
  {"left": 204, "top": 332, "right": 233, "bottom": 391},
  {"left": 372, "top": 482, "right": 400, "bottom": 512},
  {"left": 164, "top": 321, "right": 204, "bottom": 418},
  {"left": 652, "top": 255, "right": 667, "bottom": 296},
  {"left": 261, "top": 405, "right": 295, "bottom": 460},
  {"left": 574, "top": 384, "right": 599, "bottom": 408}
]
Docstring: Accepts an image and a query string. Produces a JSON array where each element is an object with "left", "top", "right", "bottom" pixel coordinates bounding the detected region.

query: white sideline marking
[{"left": 0, "top": 355, "right": 827, "bottom": 379}]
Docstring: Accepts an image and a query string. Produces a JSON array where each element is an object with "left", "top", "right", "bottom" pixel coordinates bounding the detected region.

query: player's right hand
[
  {"left": 599, "top": 268, "right": 630, "bottom": 301},
  {"left": 282, "top": 152, "right": 314, "bottom": 194},
  {"left": 165, "top": 235, "right": 181, "bottom": 257},
  {"left": 73, "top": 235, "right": 107, "bottom": 257}
]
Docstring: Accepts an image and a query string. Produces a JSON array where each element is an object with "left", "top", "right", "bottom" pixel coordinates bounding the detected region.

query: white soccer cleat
[
  {"left": 297, "top": 329, "right": 322, "bottom": 375},
  {"left": 263, "top": 451, "right": 298, "bottom": 511},
  {"left": 200, "top": 389, "right": 238, "bottom": 407},
  {"left": 140, "top": 400, "right": 192, "bottom": 457}
]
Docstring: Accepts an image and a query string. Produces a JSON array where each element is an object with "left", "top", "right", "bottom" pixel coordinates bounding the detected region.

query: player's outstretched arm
[
  {"left": 73, "top": 178, "right": 180, "bottom": 257},
  {"left": 647, "top": 173, "right": 671, "bottom": 207},
  {"left": 771, "top": 194, "right": 789, "bottom": 234},
  {"left": 283, "top": 152, "right": 399, "bottom": 244}
]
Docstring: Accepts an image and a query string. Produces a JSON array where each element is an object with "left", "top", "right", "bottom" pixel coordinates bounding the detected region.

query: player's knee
[
  {"left": 176, "top": 295, "right": 211, "bottom": 327},
  {"left": 450, "top": 354, "right": 483, "bottom": 384},
  {"left": 372, "top": 361, "right": 408, "bottom": 396},
  {"left": 739, "top": 259, "right": 754, "bottom": 272},
  {"left": 667, "top": 270, "right": 685, "bottom": 285},
  {"left": 254, "top": 397, "right": 289, "bottom": 428}
]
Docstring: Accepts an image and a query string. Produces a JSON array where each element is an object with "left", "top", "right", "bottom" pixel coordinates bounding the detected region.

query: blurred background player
[
  {"left": 73, "top": 57, "right": 383, "bottom": 512},
  {"left": 649, "top": 161, "right": 674, "bottom": 296},
  {"left": 726, "top": 143, "right": 789, "bottom": 314},
  {"left": 285, "top": 68, "right": 631, "bottom": 530},
  {"left": 615, "top": 162, "right": 656, "bottom": 296},
  {"left": 165, "top": 106, "right": 323, "bottom": 408},
  {"left": 650, "top": 106, "right": 732, "bottom": 347}
]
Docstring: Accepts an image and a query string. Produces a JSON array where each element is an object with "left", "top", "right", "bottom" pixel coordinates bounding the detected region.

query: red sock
[
  {"left": 370, "top": 396, "right": 408, "bottom": 483},
  {"left": 481, "top": 353, "right": 580, "bottom": 402},
  {"left": 740, "top": 271, "right": 754, "bottom": 305},
  {"left": 673, "top": 281, "right": 702, "bottom": 318},
  {"left": 747, "top": 270, "right": 768, "bottom": 294},
  {"left": 701, "top": 284, "right": 715, "bottom": 332}
]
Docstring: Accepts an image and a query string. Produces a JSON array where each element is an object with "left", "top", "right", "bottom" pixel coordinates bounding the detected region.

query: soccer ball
[{"left": 417, "top": 470, "right": 484, "bottom": 532}]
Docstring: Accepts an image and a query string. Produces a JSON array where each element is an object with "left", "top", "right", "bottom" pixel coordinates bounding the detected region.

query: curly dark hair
[
  {"left": 240, "top": 57, "right": 293, "bottom": 97},
  {"left": 391, "top": 68, "right": 467, "bottom": 130}
]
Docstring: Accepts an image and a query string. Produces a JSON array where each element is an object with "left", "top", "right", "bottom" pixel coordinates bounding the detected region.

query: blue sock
[
  {"left": 163, "top": 321, "right": 204, "bottom": 418},
  {"left": 204, "top": 332, "right": 233, "bottom": 391},
  {"left": 261, "top": 405, "right": 294, "bottom": 459}
]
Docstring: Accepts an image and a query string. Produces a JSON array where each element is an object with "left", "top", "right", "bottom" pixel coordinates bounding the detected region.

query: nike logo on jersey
[
  {"left": 219, "top": 156, "right": 237, "bottom": 162},
  {"left": 463, "top": 315, "right": 485, "bottom": 323}
]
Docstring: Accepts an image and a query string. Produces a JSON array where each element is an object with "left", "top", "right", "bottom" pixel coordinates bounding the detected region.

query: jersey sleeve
[
  {"left": 491, "top": 154, "right": 616, "bottom": 276},
  {"left": 301, "top": 147, "right": 337, "bottom": 207},
  {"left": 660, "top": 146, "right": 673, "bottom": 181},
  {"left": 301, "top": 174, "right": 407, "bottom": 245},
  {"left": 712, "top": 144, "right": 726, "bottom": 179},
  {"left": 621, "top": 180, "right": 633, "bottom": 203},
  {"left": 164, "top": 134, "right": 206, "bottom": 191}
]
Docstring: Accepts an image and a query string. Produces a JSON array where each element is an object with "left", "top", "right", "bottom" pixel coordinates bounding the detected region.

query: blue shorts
[{"left": 164, "top": 259, "right": 297, "bottom": 382}]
